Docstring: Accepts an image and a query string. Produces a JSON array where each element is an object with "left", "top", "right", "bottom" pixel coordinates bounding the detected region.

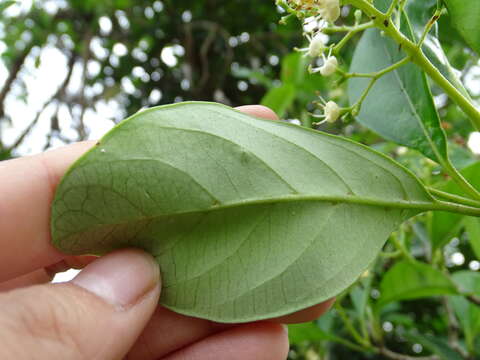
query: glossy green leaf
[
  {"left": 348, "top": 25, "right": 447, "bottom": 162},
  {"left": 450, "top": 271, "right": 480, "bottom": 353},
  {"left": 260, "top": 83, "right": 296, "bottom": 117},
  {"left": 444, "top": 0, "right": 480, "bottom": 54},
  {"left": 51, "top": 102, "right": 437, "bottom": 322},
  {"left": 378, "top": 260, "right": 458, "bottom": 307}
]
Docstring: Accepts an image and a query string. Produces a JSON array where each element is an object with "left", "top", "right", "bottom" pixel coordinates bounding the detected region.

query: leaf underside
[{"left": 51, "top": 102, "right": 434, "bottom": 322}]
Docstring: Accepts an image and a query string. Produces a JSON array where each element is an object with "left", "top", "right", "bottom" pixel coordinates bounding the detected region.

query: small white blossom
[
  {"left": 296, "top": 32, "right": 326, "bottom": 58},
  {"left": 310, "top": 54, "right": 338, "bottom": 76},
  {"left": 317, "top": 0, "right": 340, "bottom": 23},
  {"left": 288, "top": 0, "right": 341, "bottom": 23},
  {"left": 308, "top": 33, "right": 326, "bottom": 57},
  {"left": 324, "top": 101, "right": 340, "bottom": 123},
  {"left": 311, "top": 98, "right": 341, "bottom": 124}
]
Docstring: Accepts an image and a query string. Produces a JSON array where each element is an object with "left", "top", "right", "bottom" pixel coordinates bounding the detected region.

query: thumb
[{"left": 0, "top": 249, "right": 160, "bottom": 360}]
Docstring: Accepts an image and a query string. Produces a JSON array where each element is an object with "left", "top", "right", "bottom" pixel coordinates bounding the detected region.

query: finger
[
  {"left": 0, "top": 269, "right": 51, "bottom": 292},
  {"left": 235, "top": 105, "right": 279, "bottom": 120},
  {"left": 126, "top": 306, "right": 231, "bottom": 359},
  {"left": 272, "top": 298, "right": 336, "bottom": 324},
  {"left": 0, "top": 249, "right": 160, "bottom": 360},
  {"left": 163, "top": 322, "right": 289, "bottom": 360},
  {"left": 126, "top": 299, "right": 334, "bottom": 359},
  {"left": 0, "top": 141, "right": 95, "bottom": 282}
]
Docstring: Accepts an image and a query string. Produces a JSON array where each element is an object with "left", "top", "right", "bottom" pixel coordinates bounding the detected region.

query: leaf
[
  {"left": 281, "top": 52, "right": 307, "bottom": 85},
  {"left": 444, "top": 0, "right": 480, "bottom": 54},
  {"left": 288, "top": 322, "right": 331, "bottom": 344},
  {"left": 378, "top": 260, "right": 458, "bottom": 307},
  {"left": 51, "top": 102, "right": 436, "bottom": 322},
  {"left": 450, "top": 271, "right": 480, "bottom": 352},
  {"left": 348, "top": 25, "right": 447, "bottom": 162},
  {"left": 260, "top": 83, "right": 296, "bottom": 118},
  {"left": 464, "top": 217, "right": 480, "bottom": 260}
]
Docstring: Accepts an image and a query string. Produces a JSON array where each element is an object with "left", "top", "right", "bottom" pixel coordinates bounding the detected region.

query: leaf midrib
[{"left": 55, "top": 190, "right": 435, "bottom": 244}]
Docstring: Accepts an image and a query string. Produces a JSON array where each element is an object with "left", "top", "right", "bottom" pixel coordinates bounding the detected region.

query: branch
[
  {"left": 0, "top": 43, "right": 34, "bottom": 119},
  {"left": 377, "top": 347, "right": 439, "bottom": 360},
  {"left": 466, "top": 294, "right": 480, "bottom": 306},
  {"left": 7, "top": 53, "right": 76, "bottom": 152}
]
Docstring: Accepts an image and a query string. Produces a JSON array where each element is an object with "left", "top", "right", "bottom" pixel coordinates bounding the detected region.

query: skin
[{"left": 0, "top": 105, "right": 334, "bottom": 360}]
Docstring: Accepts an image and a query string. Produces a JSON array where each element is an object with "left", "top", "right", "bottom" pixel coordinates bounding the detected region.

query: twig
[
  {"left": 7, "top": 53, "right": 76, "bottom": 152},
  {"left": 377, "top": 346, "right": 439, "bottom": 360},
  {"left": 0, "top": 43, "right": 34, "bottom": 119}
]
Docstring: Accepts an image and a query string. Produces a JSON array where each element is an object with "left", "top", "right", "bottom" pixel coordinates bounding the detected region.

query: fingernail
[{"left": 72, "top": 249, "right": 160, "bottom": 309}]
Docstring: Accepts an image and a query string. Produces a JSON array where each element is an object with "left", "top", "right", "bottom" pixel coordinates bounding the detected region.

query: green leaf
[
  {"left": 281, "top": 52, "right": 307, "bottom": 85},
  {"left": 288, "top": 322, "right": 331, "bottom": 344},
  {"left": 51, "top": 102, "right": 436, "bottom": 322},
  {"left": 444, "top": 0, "right": 480, "bottom": 54},
  {"left": 348, "top": 25, "right": 447, "bottom": 162},
  {"left": 378, "top": 260, "right": 458, "bottom": 307},
  {"left": 260, "top": 83, "right": 296, "bottom": 118},
  {"left": 450, "top": 271, "right": 480, "bottom": 352},
  {"left": 465, "top": 217, "right": 480, "bottom": 260}
]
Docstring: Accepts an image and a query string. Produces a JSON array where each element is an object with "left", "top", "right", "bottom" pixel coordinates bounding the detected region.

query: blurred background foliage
[{"left": 1, "top": 0, "right": 480, "bottom": 359}]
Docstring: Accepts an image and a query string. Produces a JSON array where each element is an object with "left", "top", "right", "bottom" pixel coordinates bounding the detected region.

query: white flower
[
  {"left": 296, "top": 32, "right": 326, "bottom": 58},
  {"left": 310, "top": 54, "right": 338, "bottom": 76},
  {"left": 289, "top": 0, "right": 340, "bottom": 23},
  {"left": 311, "top": 99, "right": 341, "bottom": 124},
  {"left": 317, "top": 0, "right": 340, "bottom": 23},
  {"left": 307, "top": 33, "right": 326, "bottom": 57},
  {"left": 324, "top": 101, "right": 340, "bottom": 123}
]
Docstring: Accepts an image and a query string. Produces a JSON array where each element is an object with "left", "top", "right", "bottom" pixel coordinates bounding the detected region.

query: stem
[
  {"left": 441, "top": 159, "right": 480, "bottom": 201},
  {"left": 331, "top": 21, "right": 375, "bottom": 54},
  {"left": 376, "top": 347, "right": 439, "bottom": 360},
  {"left": 428, "top": 188, "right": 480, "bottom": 209},
  {"left": 417, "top": 7, "right": 442, "bottom": 48},
  {"left": 345, "top": 0, "right": 480, "bottom": 131},
  {"left": 335, "top": 303, "right": 371, "bottom": 348},
  {"left": 434, "top": 200, "right": 480, "bottom": 217},
  {"left": 346, "top": 57, "right": 410, "bottom": 114}
]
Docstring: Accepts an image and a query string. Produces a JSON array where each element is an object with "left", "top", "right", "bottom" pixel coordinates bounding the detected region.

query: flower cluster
[
  {"left": 278, "top": 0, "right": 343, "bottom": 124},
  {"left": 287, "top": 0, "right": 341, "bottom": 23}
]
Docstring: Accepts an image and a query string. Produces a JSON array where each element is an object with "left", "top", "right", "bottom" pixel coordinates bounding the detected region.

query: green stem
[
  {"left": 417, "top": 7, "right": 442, "bottom": 48},
  {"left": 335, "top": 303, "right": 371, "bottom": 348},
  {"left": 345, "top": 0, "right": 480, "bottom": 131},
  {"left": 441, "top": 159, "right": 480, "bottom": 201},
  {"left": 428, "top": 187, "right": 480, "bottom": 208}
]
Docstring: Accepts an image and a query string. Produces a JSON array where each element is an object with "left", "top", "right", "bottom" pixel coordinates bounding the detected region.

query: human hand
[{"left": 0, "top": 105, "right": 334, "bottom": 359}]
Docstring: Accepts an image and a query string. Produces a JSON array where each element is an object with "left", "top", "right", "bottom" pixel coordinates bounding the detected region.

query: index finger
[{"left": 0, "top": 105, "right": 278, "bottom": 282}]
